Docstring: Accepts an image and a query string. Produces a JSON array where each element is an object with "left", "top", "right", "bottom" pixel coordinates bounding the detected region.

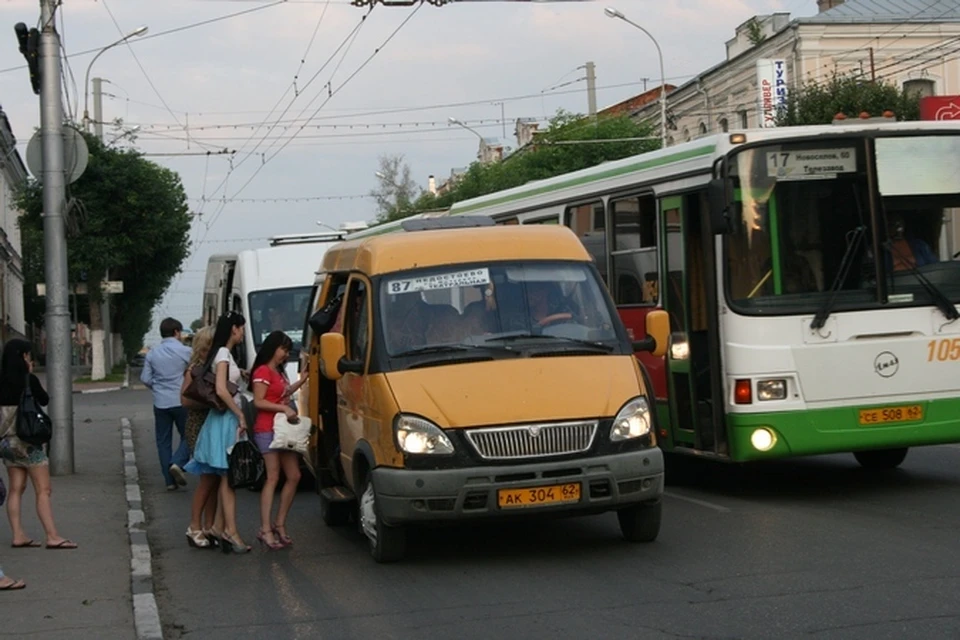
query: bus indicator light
[{"left": 734, "top": 379, "right": 752, "bottom": 404}]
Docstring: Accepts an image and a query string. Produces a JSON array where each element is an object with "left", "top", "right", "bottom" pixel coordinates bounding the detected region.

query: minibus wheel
[
  {"left": 617, "top": 500, "right": 662, "bottom": 543},
  {"left": 853, "top": 447, "right": 909, "bottom": 470},
  {"left": 359, "top": 475, "right": 406, "bottom": 563}
]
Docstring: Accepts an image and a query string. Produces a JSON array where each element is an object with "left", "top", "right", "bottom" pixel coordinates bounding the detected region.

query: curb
[
  {"left": 121, "top": 417, "right": 164, "bottom": 640},
  {"left": 75, "top": 386, "right": 123, "bottom": 395}
]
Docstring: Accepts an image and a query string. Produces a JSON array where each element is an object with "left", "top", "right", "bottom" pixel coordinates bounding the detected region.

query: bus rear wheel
[
  {"left": 854, "top": 447, "right": 908, "bottom": 470},
  {"left": 617, "top": 500, "right": 662, "bottom": 543}
]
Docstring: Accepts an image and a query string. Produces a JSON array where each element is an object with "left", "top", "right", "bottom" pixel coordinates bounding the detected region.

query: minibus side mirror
[
  {"left": 319, "top": 333, "right": 362, "bottom": 380},
  {"left": 708, "top": 177, "right": 731, "bottom": 235},
  {"left": 631, "top": 309, "right": 669, "bottom": 358}
]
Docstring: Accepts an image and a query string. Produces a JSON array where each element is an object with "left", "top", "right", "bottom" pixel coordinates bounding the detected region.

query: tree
[
  {"left": 371, "top": 154, "right": 421, "bottom": 222},
  {"left": 190, "top": 318, "right": 204, "bottom": 332},
  {"left": 777, "top": 73, "right": 921, "bottom": 126},
  {"left": 409, "top": 110, "right": 657, "bottom": 214},
  {"left": 17, "top": 133, "right": 191, "bottom": 376}
]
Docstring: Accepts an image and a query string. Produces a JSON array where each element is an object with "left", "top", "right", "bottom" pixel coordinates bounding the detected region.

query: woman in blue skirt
[{"left": 185, "top": 312, "right": 251, "bottom": 554}]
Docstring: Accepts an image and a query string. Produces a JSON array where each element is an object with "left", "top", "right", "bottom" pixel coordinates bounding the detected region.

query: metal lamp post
[
  {"left": 604, "top": 7, "right": 667, "bottom": 148},
  {"left": 448, "top": 117, "right": 489, "bottom": 162},
  {"left": 82, "top": 26, "right": 148, "bottom": 135}
]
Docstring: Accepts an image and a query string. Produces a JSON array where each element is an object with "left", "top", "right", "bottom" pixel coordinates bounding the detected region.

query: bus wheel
[
  {"left": 358, "top": 475, "right": 406, "bottom": 563},
  {"left": 617, "top": 500, "right": 662, "bottom": 543},
  {"left": 854, "top": 447, "right": 909, "bottom": 470}
]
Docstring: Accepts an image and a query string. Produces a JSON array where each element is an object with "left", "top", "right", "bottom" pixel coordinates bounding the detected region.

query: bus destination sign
[{"left": 766, "top": 148, "right": 856, "bottom": 181}]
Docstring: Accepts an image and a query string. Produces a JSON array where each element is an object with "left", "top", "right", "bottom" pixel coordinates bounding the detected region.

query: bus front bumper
[{"left": 371, "top": 448, "right": 663, "bottom": 526}]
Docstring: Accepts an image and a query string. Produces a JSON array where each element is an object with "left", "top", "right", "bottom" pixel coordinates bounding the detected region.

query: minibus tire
[
  {"left": 359, "top": 474, "right": 406, "bottom": 563},
  {"left": 320, "top": 493, "right": 351, "bottom": 527},
  {"left": 617, "top": 500, "right": 662, "bottom": 543},
  {"left": 853, "top": 447, "right": 909, "bottom": 470}
]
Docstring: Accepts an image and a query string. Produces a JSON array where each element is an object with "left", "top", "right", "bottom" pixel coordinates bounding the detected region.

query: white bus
[{"left": 358, "top": 118, "right": 960, "bottom": 469}]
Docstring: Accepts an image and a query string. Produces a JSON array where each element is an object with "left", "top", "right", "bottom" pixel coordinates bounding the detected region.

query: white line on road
[{"left": 664, "top": 490, "right": 732, "bottom": 513}]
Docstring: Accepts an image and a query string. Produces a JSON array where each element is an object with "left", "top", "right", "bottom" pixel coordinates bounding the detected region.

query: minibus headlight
[
  {"left": 394, "top": 414, "right": 455, "bottom": 455},
  {"left": 610, "top": 397, "right": 652, "bottom": 442}
]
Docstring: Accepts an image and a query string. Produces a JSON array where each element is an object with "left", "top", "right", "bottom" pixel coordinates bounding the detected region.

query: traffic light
[{"left": 14, "top": 22, "right": 41, "bottom": 95}]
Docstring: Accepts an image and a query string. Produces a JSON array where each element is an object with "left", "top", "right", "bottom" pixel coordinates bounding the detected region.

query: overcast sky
[{"left": 0, "top": 0, "right": 815, "bottom": 346}]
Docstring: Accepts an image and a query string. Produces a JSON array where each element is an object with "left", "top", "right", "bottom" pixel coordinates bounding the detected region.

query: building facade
[
  {"left": 627, "top": 0, "right": 960, "bottom": 144},
  {"left": 0, "top": 107, "right": 28, "bottom": 343}
]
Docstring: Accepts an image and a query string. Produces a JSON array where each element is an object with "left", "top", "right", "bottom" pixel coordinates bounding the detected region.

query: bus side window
[
  {"left": 343, "top": 280, "right": 369, "bottom": 366},
  {"left": 610, "top": 194, "right": 658, "bottom": 305},
  {"left": 564, "top": 201, "right": 607, "bottom": 285}
]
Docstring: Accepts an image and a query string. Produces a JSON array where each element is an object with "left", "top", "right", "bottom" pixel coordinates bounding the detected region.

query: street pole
[
  {"left": 40, "top": 0, "right": 74, "bottom": 475},
  {"left": 92, "top": 76, "right": 114, "bottom": 370},
  {"left": 585, "top": 61, "right": 597, "bottom": 117},
  {"left": 604, "top": 8, "right": 667, "bottom": 148}
]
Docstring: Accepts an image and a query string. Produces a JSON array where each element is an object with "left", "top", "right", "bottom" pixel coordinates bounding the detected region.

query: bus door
[{"left": 660, "top": 192, "right": 727, "bottom": 455}]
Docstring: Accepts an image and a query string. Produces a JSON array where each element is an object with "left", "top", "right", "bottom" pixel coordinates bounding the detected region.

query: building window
[
  {"left": 719, "top": 118, "right": 729, "bottom": 133},
  {"left": 610, "top": 194, "right": 658, "bottom": 305},
  {"left": 698, "top": 122, "right": 708, "bottom": 136},
  {"left": 739, "top": 110, "right": 748, "bottom": 128},
  {"left": 903, "top": 78, "right": 935, "bottom": 98},
  {"left": 683, "top": 128, "right": 691, "bottom": 142}
]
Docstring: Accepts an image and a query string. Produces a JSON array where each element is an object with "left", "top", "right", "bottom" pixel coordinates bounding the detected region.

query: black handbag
[
  {"left": 227, "top": 438, "right": 264, "bottom": 490},
  {"left": 16, "top": 375, "right": 52, "bottom": 446}
]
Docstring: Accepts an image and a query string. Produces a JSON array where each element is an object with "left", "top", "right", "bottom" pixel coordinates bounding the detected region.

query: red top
[{"left": 252, "top": 364, "right": 288, "bottom": 433}]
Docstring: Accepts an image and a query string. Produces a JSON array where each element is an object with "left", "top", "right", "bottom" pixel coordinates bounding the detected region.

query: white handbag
[{"left": 270, "top": 412, "right": 312, "bottom": 455}]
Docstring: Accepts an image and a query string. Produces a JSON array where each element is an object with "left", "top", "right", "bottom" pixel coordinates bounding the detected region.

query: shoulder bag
[
  {"left": 16, "top": 374, "right": 52, "bottom": 446},
  {"left": 182, "top": 362, "right": 238, "bottom": 412}
]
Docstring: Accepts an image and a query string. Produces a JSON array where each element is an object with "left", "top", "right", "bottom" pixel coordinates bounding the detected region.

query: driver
[
  {"left": 526, "top": 282, "right": 571, "bottom": 326},
  {"left": 887, "top": 211, "right": 936, "bottom": 272}
]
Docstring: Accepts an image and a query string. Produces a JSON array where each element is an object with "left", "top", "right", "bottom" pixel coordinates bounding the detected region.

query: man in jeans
[{"left": 140, "top": 318, "right": 193, "bottom": 491}]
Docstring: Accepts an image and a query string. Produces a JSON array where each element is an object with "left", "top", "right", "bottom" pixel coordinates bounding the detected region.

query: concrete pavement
[{"left": 0, "top": 394, "right": 136, "bottom": 639}]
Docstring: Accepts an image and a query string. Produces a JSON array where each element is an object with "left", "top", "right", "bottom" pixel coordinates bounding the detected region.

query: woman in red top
[{"left": 250, "top": 331, "right": 308, "bottom": 550}]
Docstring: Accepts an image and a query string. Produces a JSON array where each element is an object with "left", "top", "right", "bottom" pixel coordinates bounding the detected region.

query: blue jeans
[{"left": 154, "top": 406, "right": 189, "bottom": 486}]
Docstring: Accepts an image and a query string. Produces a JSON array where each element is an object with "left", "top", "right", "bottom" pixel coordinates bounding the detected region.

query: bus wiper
[
  {"left": 484, "top": 333, "right": 615, "bottom": 352},
  {"left": 811, "top": 225, "right": 866, "bottom": 330},
  {"left": 393, "top": 343, "right": 513, "bottom": 358},
  {"left": 885, "top": 240, "right": 960, "bottom": 322}
]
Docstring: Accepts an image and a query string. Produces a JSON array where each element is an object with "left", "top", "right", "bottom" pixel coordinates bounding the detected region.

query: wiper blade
[
  {"left": 392, "top": 344, "right": 482, "bottom": 357},
  {"left": 484, "top": 333, "right": 614, "bottom": 352},
  {"left": 811, "top": 224, "right": 866, "bottom": 330},
  {"left": 885, "top": 241, "right": 960, "bottom": 322}
]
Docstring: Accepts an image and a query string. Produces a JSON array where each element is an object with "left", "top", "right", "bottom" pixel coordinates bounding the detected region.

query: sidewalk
[
  {"left": 34, "top": 366, "right": 130, "bottom": 395},
  {"left": 0, "top": 401, "right": 136, "bottom": 639}
]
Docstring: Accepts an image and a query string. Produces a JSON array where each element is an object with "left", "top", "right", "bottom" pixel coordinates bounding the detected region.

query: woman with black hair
[
  {"left": 250, "top": 331, "right": 308, "bottom": 549},
  {"left": 184, "top": 312, "right": 251, "bottom": 554},
  {"left": 0, "top": 339, "right": 76, "bottom": 549}
]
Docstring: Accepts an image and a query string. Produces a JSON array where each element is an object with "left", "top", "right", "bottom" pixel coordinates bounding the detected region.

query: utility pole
[
  {"left": 92, "top": 77, "right": 114, "bottom": 371},
  {"left": 585, "top": 61, "right": 597, "bottom": 117},
  {"left": 39, "top": 0, "right": 74, "bottom": 475},
  {"left": 869, "top": 47, "right": 876, "bottom": 82}
]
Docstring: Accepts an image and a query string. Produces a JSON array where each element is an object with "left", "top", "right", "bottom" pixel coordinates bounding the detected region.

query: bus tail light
[
  {"left": 734, "top": 379, "right": 752, "bottom": 405},
  {"left": 757, "top": 379, "right": 787, "bottom": 401}
]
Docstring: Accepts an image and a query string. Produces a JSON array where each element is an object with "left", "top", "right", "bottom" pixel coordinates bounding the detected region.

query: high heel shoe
[
  {"left": 186, "top": 528, "right": 210, "bottom": 549},
  {"left": 272, "top": 524, "right": 292, "bottom": 547},
  {"left": 220, "top": 532, "right": 251, "bottom": 555},
  {"left": 257, "top": 529, "right": 284, "bottom": 551},
  {"left": 203, "top": 529, "right": 220, "bottom": 550}
]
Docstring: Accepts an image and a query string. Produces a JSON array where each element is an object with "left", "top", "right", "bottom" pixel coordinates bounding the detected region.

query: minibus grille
[{"left": 465, "top": 421, "right": 598, "bottom": 460}]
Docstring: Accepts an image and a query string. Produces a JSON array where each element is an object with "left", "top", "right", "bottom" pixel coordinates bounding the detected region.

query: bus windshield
[
  {"left": 379, "top": 261, "right": 622, "bottom": 363},
  {"left": 724, "top": 134, "right": 960, "bottom": 315},
  {"left": 248, "top": 286, "right": 313, "bottom": 358}
]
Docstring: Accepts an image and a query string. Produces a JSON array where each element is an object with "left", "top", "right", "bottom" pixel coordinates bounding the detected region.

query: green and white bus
[{"left": 350, "top": 118, "right": 960, "bottom": 469}]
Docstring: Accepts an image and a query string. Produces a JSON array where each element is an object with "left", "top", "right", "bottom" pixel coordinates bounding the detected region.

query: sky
[{"left": 0, "top": 0, "right": 817, "bottom": 347}]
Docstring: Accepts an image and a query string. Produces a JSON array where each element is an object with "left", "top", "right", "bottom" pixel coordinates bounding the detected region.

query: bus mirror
[
  {"left": 708, "top": 178, "right": 730, "bottom": 235},
  {"left": 320, "top": 333, "right": 346, "bottom": 381},
  {"left": 632, "top": 310, "right": 669, "bottom": 358}
]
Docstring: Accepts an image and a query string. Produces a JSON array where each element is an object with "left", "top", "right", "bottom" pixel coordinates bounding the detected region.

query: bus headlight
[
  {"left": 394, "top": 414, "right": 454, "bottom": 455},
  {"left": 757, "top": 379, "right": 787, "bottom": 401},
  {"left": 610, "top": 397, "right": 652, "bottom": 441},
  {"left": 750, "top": 428, "right": 776, "bottom": 452}
]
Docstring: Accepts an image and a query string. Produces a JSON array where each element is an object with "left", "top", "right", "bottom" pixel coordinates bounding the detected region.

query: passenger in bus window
[{"left": 886, "top": 211, "right": 936, "bottom": 272}]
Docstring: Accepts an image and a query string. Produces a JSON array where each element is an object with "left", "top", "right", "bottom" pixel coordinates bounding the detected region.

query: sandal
[
  {"left": 0, "top": 577, "right": 25, "bottom": 591},
  {"left": 256, "top": 529, "right": 284, "bottom": 551},
  {"left": 46, "top": 539, "right": 77, "bottom": 549},
  {"left": 186, "top": 528, "right": 210, "bottom": 549},
  {"left": 272, "top": 524, "right": 292, "bottom": 547},
  {"left": 11, "top": 539, "right": 41, "bottom": 548}
]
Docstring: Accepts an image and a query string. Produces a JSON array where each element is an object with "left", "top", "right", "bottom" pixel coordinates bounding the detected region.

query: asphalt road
[{"left": 117, "top": 388, "right": 960, "bottom": 640}]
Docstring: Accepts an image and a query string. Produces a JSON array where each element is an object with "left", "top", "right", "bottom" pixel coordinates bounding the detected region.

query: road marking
[
  {"left": 121, "top": 417, "right": 164, "bottom": 640},
  {"left": 664, "top": 490, "right": 732, "bottom": 513}
]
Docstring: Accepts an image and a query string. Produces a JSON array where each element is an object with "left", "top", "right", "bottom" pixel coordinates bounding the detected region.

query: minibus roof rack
[
  {"left": 400, "top": 215, "right": 494, "bottom": 232},
  {"left": 268, "top": 231, "right": 347, "bottom": 246}
]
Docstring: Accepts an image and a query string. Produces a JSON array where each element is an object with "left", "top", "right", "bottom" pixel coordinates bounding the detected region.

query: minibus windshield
[
  {"left": 380, "top": 261, "right": 621, "bottom": 361},
  {"left": 248, "top": 286, "right": 313, "bottom": 358}
]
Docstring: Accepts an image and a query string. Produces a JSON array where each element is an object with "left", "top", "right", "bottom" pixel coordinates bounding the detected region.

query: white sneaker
[{"left": 169, "top": 464, "right": 187, "bottom": 486}]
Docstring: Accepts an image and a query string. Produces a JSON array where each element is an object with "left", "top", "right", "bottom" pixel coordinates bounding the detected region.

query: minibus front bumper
[{"left": 371, "top": 448, "right": 663, "bottom": 525}]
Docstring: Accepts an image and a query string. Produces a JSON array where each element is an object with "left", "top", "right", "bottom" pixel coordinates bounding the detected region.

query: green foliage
[
  {"left": 16, "top": 133, "right": 191, "bottom": 360},
  {"left": 777, "top": 73, "right": 921, "bottom": 126},
  {"left": 371, "top": 154, "right": 420, "bottom": 222},
  {"left": 745, "top": 18, "right": 765, "bottom": 46},
  {"left": 190, "top": 318, "right": 204, "bottom": 332},
  {"left": 402, "top": 110, "right": 656, "bottom": 218}
]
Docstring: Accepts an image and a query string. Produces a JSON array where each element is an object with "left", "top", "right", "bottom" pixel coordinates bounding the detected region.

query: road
[{"left": 116, "top": 388, "right": 960, "bottom": 639}]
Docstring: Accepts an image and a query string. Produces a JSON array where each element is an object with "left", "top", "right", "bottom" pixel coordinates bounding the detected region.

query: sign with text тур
[{"left": 756, "top": 58, "right": 788, "bottom": 129}]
